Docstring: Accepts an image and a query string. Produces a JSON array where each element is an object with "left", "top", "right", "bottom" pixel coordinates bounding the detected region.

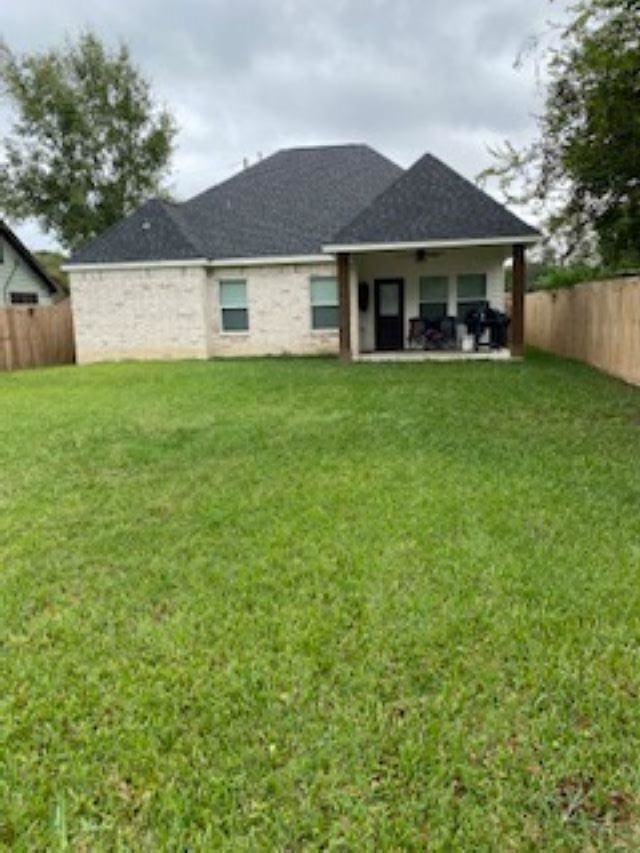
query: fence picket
[
  {"left": 525, "top": 278, "right": 640, "bottom": 386},
  {"left": 0, "top": 299, "right": 75, "bottom": 372}
]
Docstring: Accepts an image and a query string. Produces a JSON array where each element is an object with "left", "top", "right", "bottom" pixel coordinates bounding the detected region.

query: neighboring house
[
  {"left": 1, "top": 221, "right": 62, "bottom": 307},
  {"left": 66, "top": 145, "right": 539, "bottom": 364}
]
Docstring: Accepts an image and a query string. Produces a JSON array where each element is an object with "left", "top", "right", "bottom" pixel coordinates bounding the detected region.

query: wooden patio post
[
  {"left": 511, "top": 243, "right": 526, "bottom": 358},
  {"left": 338, "top": 252, "right": 351, "bottom": 361}
]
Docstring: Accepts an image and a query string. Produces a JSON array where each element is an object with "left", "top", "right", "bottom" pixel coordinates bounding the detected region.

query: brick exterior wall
[
  {"left": 70, "top": 260, "right": 340, "bottom": 364},
  {"left": 207, "top": 262, "right": 338, "bottom": 357},
  {"left": 70, "top": 250, "right": 508, "bottom": 364},
  {"left": 71, "top": 266, "right": 209, "bottom": 364}
]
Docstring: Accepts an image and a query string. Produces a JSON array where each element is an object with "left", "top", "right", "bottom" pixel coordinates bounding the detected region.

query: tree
[
  {"left": 482, "top": 0, "right": 640, "bottom": 267},
  {"left": 33, "top": 251, "right": 69, "bottom": 291},
  {"left": 0, "top": 33, "right": 177, "bottom": 251}
]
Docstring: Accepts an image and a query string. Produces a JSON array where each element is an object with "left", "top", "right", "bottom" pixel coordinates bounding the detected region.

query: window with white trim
[
  {"left": 457, "top": 274, "right": 487, "bottom": 321},
  {"left": 220, "top": 280, "right": 248, "bottom": 331},
  {"left": 419, "top": 276, "right": 449, "bottom": 320},
  {"left": 310, "top": 277, "right": 339, "bottom": 330}
]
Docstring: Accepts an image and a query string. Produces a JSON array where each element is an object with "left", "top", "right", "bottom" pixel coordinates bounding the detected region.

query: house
[
  {"left": 1, "top": 221, "right": 62, "bottom": 307},
  {"left": 66, "top": 145, "right": 539, "bottom": 364}
]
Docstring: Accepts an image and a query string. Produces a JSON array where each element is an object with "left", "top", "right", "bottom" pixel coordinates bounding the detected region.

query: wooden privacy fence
[
  {"left": 0, "top": 299, "right": 75, "bottom": 371},
  {"left": 525, "top": 277, "right": 640, "bottom": 386}
]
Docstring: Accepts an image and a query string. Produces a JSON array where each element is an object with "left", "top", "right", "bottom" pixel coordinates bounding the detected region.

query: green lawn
[{"left": 1, "top": 352, "right": 639, "bottom": 849}]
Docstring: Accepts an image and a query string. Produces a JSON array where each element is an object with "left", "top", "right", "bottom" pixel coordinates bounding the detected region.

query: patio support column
[
  {"left": 338, "top": 252, "right": 351, "bottom": 361},
  {"left": 511, "top": 243, "right": 526, "bottom": 358}
]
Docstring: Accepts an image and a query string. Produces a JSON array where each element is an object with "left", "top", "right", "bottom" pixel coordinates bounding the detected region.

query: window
[
  {"left": 310, "top": 277, "right": 339, "bottom": 330},
  {"left": 220, "top": 280, "right": 248, "bottom": 331},
  {"left": 10, "top": 292, "right": 39, "bottom": 305},
  {"left": 419, "top": 276, "right": 449, "bottom": 320},
  {"left": 457, "top": 274, "right": 487, "bottom": 321}
]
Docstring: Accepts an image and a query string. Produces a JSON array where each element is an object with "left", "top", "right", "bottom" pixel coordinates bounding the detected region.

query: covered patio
[
  {"left": 323, "top": 151, "right": 538, "bottom": 362},
  {"left": 328, "top": 240, "right": 530, "bottom": 362}
]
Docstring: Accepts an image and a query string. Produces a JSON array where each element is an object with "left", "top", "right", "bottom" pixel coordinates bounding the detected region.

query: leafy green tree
[
  {"left": 483, "top": 0, "right": 640, "bottom": 267},
  {"left": 33, "top": 251, "right": 70, "bottom": 290},
  {"left": 0, "top": 33, "right": 176, "bottom": 251}
]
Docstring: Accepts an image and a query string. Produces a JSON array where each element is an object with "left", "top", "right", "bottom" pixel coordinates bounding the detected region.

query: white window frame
[
  {"left": 456, "top": 273, "right": 488, "bottom": 320},
  {"left": 310, "top": 276, "right": 339, "bottom": 331},
  {"left": 419, "top": 276, "right": 450, "bottom": 320},
  {"left": 219, "top": 280, "right": 249, "bottom": 333}
]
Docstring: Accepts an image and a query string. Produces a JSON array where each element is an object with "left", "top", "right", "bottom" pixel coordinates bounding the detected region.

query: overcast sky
[{"left": 1, "top": 0, "right": 562, "bottom": 252}]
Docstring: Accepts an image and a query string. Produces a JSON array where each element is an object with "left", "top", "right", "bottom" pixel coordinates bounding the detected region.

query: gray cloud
[{"left": 0, "top": 0, "right": 563, "bottom": 249}]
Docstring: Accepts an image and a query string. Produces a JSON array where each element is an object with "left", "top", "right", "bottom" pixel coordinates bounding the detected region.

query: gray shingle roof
[
  {"left": 183, "top": 145, "right": 403, "bottom": 259},
  {"left": 69, "top": 146, "right": 538, "bottom": 265},
  {"left": 70, "top": 145, "right": 403, "bottom": 264},
  {"left": 332, "top": 153, "right": 539, "bottom": 246},
  {"left": 70, "top": 198, "right": 203, "bottom": 264}
]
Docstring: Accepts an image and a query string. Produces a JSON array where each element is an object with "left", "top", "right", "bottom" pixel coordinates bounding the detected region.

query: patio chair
[
  {"left": 408, "top": 316, "right": 458, "bottom": 351},
  {"left": 408, "top": 317, "right": 427, "bottom": 349}
]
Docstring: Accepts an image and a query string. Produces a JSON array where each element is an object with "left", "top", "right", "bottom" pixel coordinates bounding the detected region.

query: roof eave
[
  {"left": 323, "top": 235, "right": 541, "bottom": 254},
  {"left": 63, "top": 254, "right": 334, "bottom": 272},
  {"left": 62, "top": 258, "right": 208, "bottom": 272}
]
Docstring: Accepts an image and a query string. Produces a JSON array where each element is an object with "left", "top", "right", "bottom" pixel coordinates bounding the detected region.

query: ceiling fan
[{"left": 415, "top": 249, "right": 443, "bottom": 262}]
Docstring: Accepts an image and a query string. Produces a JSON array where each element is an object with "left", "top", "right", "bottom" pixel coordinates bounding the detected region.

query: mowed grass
[{"left": 1, "top": 352, "right": 639, "bottom": 850}]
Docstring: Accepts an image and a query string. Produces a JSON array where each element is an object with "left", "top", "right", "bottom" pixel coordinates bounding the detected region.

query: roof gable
[
  {"left": 0, "top": 221, "right": 61, "bottom": 294},
  {"left": 332, "top": 153, "right": 539, "bottom": 246}
]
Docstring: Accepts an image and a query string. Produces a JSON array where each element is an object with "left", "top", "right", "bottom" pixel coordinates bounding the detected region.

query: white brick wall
[
  {"left": 70, "top": 260, "right": 340, "bottom": 364},
  {"left": 71, "top": 266, "right": 209, "bottom": 364},
  {"left": 207, "top": 262, "right": 339, "bottom": 357},
  {"left": 69, "top": 248, "right": 508, "bottom": 364}
]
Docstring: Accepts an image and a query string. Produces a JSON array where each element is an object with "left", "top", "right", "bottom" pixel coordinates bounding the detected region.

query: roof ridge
[
  {"left": 410, "top": 152, "right": 538, "bottom": 228},
  {"left": 159, "top": 200, "right": 205, "bottom": 257},
  {"left": 185, "top": 144, "right": 401, "bottom": 207},
  {"left": 331, "top": 153, "right": 411, "bottom": 241},
  {"left": 418, "top": 152, "right": 502, "bottom": 200},
  {"left": 278, "top": 142, "right": 370, "bottom": 153}
]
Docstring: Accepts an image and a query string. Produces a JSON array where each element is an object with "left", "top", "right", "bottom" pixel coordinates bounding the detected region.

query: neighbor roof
[
  {"left": 1, "top": 220, "right": 61, "bottom": 294},
  {"left": 69, "top": 145, "right": 403, "bottom": 265},
  {"left": 329, "top": 153, "right": 539, "bottom": 248}
]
